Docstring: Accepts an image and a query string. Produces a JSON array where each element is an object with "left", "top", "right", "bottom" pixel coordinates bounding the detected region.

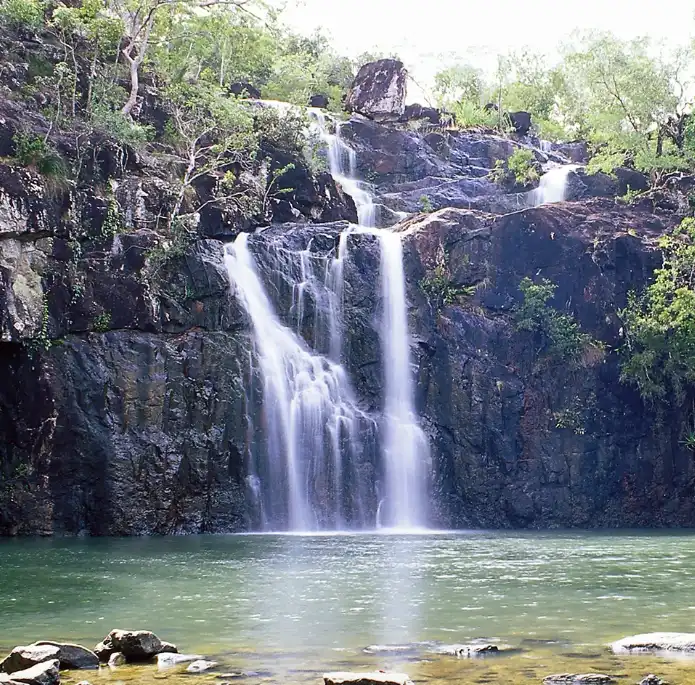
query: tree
[
  {"left": 558, "top": 32, "right": 688, "bottom": 174},
  {"left": 621, "top": 218, "right": 695, "bottom": 401},
  {"left": 433, "top": 64, "right": 485, "bottom": 108}
]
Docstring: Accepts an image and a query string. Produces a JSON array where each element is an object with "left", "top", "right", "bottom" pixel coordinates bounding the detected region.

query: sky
[{"left": 278, "top": 0, "right": 695, "bottom": 102}]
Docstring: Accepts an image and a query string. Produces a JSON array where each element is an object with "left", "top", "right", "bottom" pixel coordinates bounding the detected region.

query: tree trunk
[{"left": 122, "top": 51, "right": 140, "bottom": 116}]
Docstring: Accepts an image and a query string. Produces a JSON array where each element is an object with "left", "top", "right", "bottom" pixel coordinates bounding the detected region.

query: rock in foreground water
[
  {"left": 157, "top": 653, "right": 204, "bottom": 669},
  {"left": 324, "top": 673, "right": 412, "bottom": 685},
  {"left": 187, "top": 660, "right": 218, "bottom": 673},
  {"left": 544, "top": 675, "right": 615, "bottom": 685},
  {"left": 95, "top": 630, "right": 168, "bottom": 662},
  {"left": 0, "top": 646, "right": 60, "bottom": 675},
  {"left": 437, "top": 643, "right": 505, "bottom": 657},
  {"left": 31, "top": 643, "right": 98, "bottom": 670},
  {"left": 107, "top": 654, "right": 125, "bottom": 668},
  {"left": 1, "top": 660, "right": 60, "bottom": 685},
  {"left": 612, "top": 633, "right": 695, "bottom": 654}
]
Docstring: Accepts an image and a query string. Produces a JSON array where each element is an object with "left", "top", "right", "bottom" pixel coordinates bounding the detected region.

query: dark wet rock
[
  {"left": 0, "top": 647, "right": 60, "bottom": 675},
  {"left": 401, "top": 104, "right": 441, "bottom": 126},
  {"left": 552, "top": 142, "right": 589, "bottom": 164},
  {"left": 157, "top": 653, "right": 205, "bottom": 669},
  {"left": 309, "top": 94, "right": 329, "bottom": 109},
  {"left": 612, "top": 633, "right": 695, "bottom": 654},
  {"left": 95, "top": 631, "right": 162, "bottom": 663},
  {"left": 31, "top": 643, "right": 98, "bottom": 671},
  {"left": 345, "top": 59, "right": 407, "bottom": 121},
  {"left": 324, "top": 674, "right": 413, "bottom": 685},
  {"left": 186, "top": 660, "right": 219, "bottom": 673},
  {"left": 544, "top": 676, "right": 614, "bottom": 685},
  {"left": 228, "top": 82, "right": 261, "bottom": 99},
  {"left": 508, "top": 111, "right": 533, "bottom": 136},
  {"left": 158, "top": 642, "right": 178, "bottom": 655},
  {"left": 435, "top": 643, "right": 512, "bottom": 657},
  {"left": 2, "top": 661, "right": 60, "bottom": 685}
]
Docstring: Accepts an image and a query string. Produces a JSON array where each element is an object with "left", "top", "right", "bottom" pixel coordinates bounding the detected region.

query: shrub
[
  {"left": 451, "top": 101, "right": 498, "bottom": 130},
  {"left": 515, "top": 277, "right": 592, "bottom": 361},
  {"left": 620, "top": 217, "right": 695, "bottom": 401},
  {"left": 489, "top": 148, "right": 539, "bottom": 187},
  {"left": 91, "top": 311, "right": 112, "bottom": 333},
  {"left": 12, "top": 133, "right": 67, "bottom": 178},
  {"left": 0, "top": 0, "right": 43, "bottom": 30}
]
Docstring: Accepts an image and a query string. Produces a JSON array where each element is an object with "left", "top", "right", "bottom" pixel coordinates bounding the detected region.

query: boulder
[
  {"left": 228, "top": 82, "right": 261, "bottom": 99},
  {"left": 107, "top": 654, "right": 125, "bottom": 668},
  {"left": 3, "top": 661, "right": 59, "bottom": 685},
  {"left": 611, "top": 633, "right": 695, "bottom": 654},
  {"left": 400, "top": 104, "right": 441, "bottom": 126},
  {"left": 94, "top": 630, "right": 163, "bottom": 663},
  {"left": 157, "top": 642, "right": 178, "bottom": 655},
  {"left": 344, "top": 59, "right": 407, "bottom": 121},
  {"left": 0, "top": 646, "right": 60, "bottom": 675},
  {"left": 187, "top": 661, "right": 219, "bottom": 674},
  {"left": 544, "top": 677, "right": 614, "bottom": 685},
  {"left": 32, "top": 643, "right": 98, "bottom": 670},
  {"left": 508, "top": 111, "right": 532, "bottom": 136},
  {"left": 309, "top": 94, "right": 329, "bottom": 109},
  {"left": 157, "top": 653, "right": 204, "bottom": 669},
  {"left": 324, "top": 675, "right": 412, "bottom": 685}
]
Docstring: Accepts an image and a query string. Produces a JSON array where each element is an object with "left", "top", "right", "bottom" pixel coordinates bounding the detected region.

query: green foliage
[
  {"left": 421, "top": 245, "right": 475, "bottom": 313},
  {"left": 91, "top": 311, "right": 112, "bottom": 333},
  {"left": 0, "top": 0, "right": 43, "bottom": 30},
  {"left": 254, "top": 106, "right": 307, "bottom": 156},
  {"left": 620, "top": 218, "right": 695, "bottom": 401},
  {"left": 489, "top": 149, "right": 539, "bottom": 187},
  {"left": 433, "top": 64, "right": 485, "bottom": 107},
  {"left": 419, "top": 195, "right": 433, "bottom": 213},
  {"left": 26, "top": 298, "right": 51, "bottom": 353},
  {"left": 451, "top": 101, "right": 498, "bottom": 130},
  {"left": 507, "top": 148, "right": 540, "bottom": 186},
  {"left": 516, "top": 277, "right": 593, "bottom": 362},
  {"left": 12, "top": 133, "right": 67, "bottom": 178},
  {"left": 553, "top": 407, "right": 586, "bottom": 435}
]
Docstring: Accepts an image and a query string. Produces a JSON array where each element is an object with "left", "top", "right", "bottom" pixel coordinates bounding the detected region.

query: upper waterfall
[
  {"left": 530, "top": 165, "right": 579, "bottom": 206},
  {"left": 310, "top": 110, "right": 430, "bottom": 530}
]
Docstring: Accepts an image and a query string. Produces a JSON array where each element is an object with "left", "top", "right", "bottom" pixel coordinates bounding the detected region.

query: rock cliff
[{"left": 1, "top": 29, "right": 694, "bottom": 534}]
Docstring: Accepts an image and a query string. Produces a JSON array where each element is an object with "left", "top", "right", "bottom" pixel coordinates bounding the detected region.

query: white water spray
[
  {"left": 311, "top": 110, "right": 430, "bottom": 530},
  {"left": 530, "top": 165, "right": 578, "bottom": 206},
  {"left": 225, "top": 234, "right": 367, "bottom": 530}
]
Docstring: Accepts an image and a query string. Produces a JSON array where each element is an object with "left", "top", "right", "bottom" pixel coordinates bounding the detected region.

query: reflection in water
[{"left": 3, "top": 530, "right": 695, "bottom": 668}]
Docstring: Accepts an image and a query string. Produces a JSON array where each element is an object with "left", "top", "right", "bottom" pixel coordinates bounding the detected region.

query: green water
[{"left": 3, "top": 531, "right": 695, "bottom": 684}]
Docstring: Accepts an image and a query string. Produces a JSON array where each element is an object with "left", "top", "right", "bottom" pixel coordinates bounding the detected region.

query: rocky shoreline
[{"left": 1, "top": 630, "right": 693, "bottom": 685}]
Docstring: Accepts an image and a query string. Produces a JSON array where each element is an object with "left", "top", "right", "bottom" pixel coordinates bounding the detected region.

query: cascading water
[
  {"left": 225, "top": 109, "right": 429, "bottom": 531},
  {"left": 310, "top": 110, "right": 430, "bottom": 530},
  {"left": 530, "top": 165, "right": 579, "bottom": 206},
  {"left": 225, "top": 234, "right": 372, "bottom": 530}
]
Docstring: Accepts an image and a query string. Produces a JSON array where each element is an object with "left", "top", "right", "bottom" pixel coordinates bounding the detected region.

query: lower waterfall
[{"left": 225, "top": 109, "right": 430, "bottom": 531}]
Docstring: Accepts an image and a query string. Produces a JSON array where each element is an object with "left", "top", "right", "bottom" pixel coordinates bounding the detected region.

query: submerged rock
[
  {"left": 544, "top": 676, "right": 615, "bottom": 685},
  {"left": 95, "top": 630, "right": 163, "bottom": 663},
  {"left": 436, "top": 643, "right": 506, "bottom": 657},
  {"left": 31, "top": 643, "right": 98, "bottom": 670},
  {"left": 2, "top": 661, "right": 60, "bottom": 685},
  {"left": 639, "top": 676, "right": 667, "bottom": 685},
  {"left": 157, "top": 653, "right": 205, "bottom": 669},
  {"left": 324, "top": 674, "right": 412, "bottom": 685},
  {"left": 186, "top": 660, "right": 218, "bottom": 673},
  {"left": 345, "top": 59, "right": 407, "bottom": 121},
  {"left": 0, "top": 647, "right": 60, "bottom": 675},
  {"left": 612, "top": 633, "right": 695, "bottom": 654}
]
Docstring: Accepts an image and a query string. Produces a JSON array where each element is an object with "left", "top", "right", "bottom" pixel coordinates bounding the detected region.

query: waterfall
[
  {"left": 530, "top": 165, "right": 578, "bottom": 206},
  {"left": 311, "top": 110, "right": 430, "bottom": 529},
  {"left": 225, "top": 234, "right": 371, "bottom": 530}
]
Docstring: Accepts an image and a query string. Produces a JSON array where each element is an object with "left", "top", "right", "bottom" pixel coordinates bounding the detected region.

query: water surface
[{"left": 2, "top": 531, "right": 695, "bottom": 683}]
